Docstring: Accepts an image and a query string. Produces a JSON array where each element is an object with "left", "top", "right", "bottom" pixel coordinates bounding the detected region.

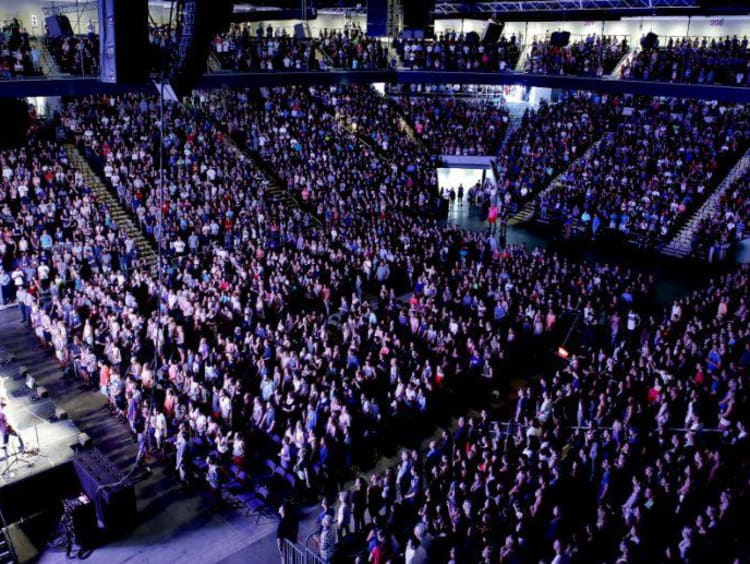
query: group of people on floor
[{"left": 340, "top": 264, "right": 750, "bottom": 562}]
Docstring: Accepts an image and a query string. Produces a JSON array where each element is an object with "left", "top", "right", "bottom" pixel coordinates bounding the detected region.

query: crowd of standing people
[
  {"left": 0, "top": 20, "right": 40, "bottom": 79},
  {"left": 621, "top": 35, "right": 750, "bottom": 86},
  {"left": 398, "top": 95, "right": 509, "bottom": 156},
  {"left": 0, "top": 79, "right": 749, "bottom": 564},
  {"left": 524, "top": 35, "right": 629, "bottom": 77},
  {"left": 395, "top": 33, "right": 521, "bottom": 72},
  {"left": 537, "top": 98, "right": 750, "bottom": 246}
]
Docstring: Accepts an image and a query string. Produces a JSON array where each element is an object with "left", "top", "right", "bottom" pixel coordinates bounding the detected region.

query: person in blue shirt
[{"left": 39, "top": 229, "right": 53, "bottom": 252}]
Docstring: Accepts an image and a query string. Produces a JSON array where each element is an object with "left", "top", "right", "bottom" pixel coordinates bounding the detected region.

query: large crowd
[
  {"left": 537, "top": 98, "right": 750, "bottom": 246},
  {"left": 318, "top": 27, "right": 390, "bottom": 70},
  {"left": 692, "top": 170, "right": 750, "bottom": 259},
  {"left": 490, "top": 92, "right": 621, "bottom": 217},
  {"left": 398, "top": 95, "right": 509, "bottom": 156},
  {"left": 0, "top": 81, "right": 749, "bottom": 564},
  {"left": 342, "top": 265, "right": 750, "bottom": 563},
  {"left": 395, "top": 33, "right": 521, "bottom": 72},
  {"left": 212, "top": 25, "right": 316, "bottom": 72},
  {"left": 0, "top": 21, "right": 40, "bottom": 79},
  {"left": 620, "top": 35, "right": 750, "bottom": 86},
  {"left": 46, "top": 31, "right": 99, "bottom": 76},
  {"left": 524, "top": 35, "right": 629, "bottom": 76}
]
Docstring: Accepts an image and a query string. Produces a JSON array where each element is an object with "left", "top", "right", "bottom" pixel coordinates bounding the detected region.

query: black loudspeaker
[
  {"left": 99, "top": 0, "right": 150, "bottom": 83},
  {"left": 294, "top": 23, "right": 306, "bottom": 39},
  {"left": 483, "top": 21, "right": 504, "bottom": 43},
  {"left": 550, "top": 31, "right": 571, "bottom": 47},
  {"left": 72, "top": 448, "right": 136, "bottom": 533},
  {"left": 0, "top": 99, "right": 30, "bottom": 149},
  {"left": 641, "top": 32, "right": 659, "bottom": 49},
  {"left": 403, "top": 0, "right": 435, "bottom": 30},
  {"left": 465, "top": 31, "right": 480, "bottom": 44},
  {"left": 45, "top": 15, "right": 73, "bottom": 40}
]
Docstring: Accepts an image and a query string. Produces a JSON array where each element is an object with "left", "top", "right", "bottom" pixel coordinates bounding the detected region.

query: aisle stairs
[
  {"left": 662, "top": 147, "right": 750, "bottom": 259},
  {"left": 65, "top": 145, "right": 158, "bottom": 272},
  {"left": 507, "top": 133, "right": 607, "bottom": 226}
]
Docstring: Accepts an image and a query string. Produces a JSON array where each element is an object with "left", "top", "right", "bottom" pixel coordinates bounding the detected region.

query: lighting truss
[
  {"left": 41, "top": 0, "right": 99, "bottom": 17},
  {"left": 434, "top": 0, "right": 698, "bottom": 15}
]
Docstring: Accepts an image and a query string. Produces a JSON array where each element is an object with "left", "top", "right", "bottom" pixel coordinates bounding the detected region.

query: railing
[{"left": 281, "top": 538, "right": 325, "bottom": 564}]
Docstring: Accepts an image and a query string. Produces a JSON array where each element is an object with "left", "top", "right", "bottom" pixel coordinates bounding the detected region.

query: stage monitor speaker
[
  {"left": 550, "top": 31, "right": 571, "bottom": 47},
  {"left": 641, "top": 32, "right": 659, "bottom": 49},
  {"left": 367, "top": 0, "right": 388, "bottom": 37},
  {"left": 99, "top": 0, "right": 150, "bottom": 83},
  {"left": 45, "top": 15, "right": 73, "bottom": 40},
  {"left": 483, "top": 21, "right": 505, "bottom": 43},
  {"left": 73, "top": 448, "right": 137, "bottom": 532}
]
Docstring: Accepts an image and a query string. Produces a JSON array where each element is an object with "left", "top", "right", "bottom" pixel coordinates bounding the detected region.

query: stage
[{"left": 0, "top": 349, "right": 79, "bottom": 488}]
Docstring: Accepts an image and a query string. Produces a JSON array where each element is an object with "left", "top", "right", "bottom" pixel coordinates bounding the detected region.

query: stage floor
[{"left": 0, "top": 349, "right": 79, "bottom": 487}]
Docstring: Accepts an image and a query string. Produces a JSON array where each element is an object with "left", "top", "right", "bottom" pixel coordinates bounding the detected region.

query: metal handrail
[{"left": 281, "top": 537, "right": 325, "bottom": 564}]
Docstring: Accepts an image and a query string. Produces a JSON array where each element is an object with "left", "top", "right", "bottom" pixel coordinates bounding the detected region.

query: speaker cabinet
[
  {"left": 550, "top": 31, "right": 571, "bottom": 47},
  {"left": 45, "top": 15, "right": 73, "bottom": 40},
  {"left": 72, "top": 448, "right": 136, "bottom": 532},
  {"left": 641, "top": 32, "right": 659, "bottom": 50}
]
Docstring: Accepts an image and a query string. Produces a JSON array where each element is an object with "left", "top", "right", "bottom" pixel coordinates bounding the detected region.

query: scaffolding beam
[{"left": 434, "top": 0, "right": 698, "bottom": 15}]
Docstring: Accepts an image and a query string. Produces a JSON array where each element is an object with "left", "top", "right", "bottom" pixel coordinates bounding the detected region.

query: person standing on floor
[
  {"left": 206, "top": 454, "right": 222, "bottom": 506},
  {"left": 175, "top": 430, "right": 191, "bottom": 486},
  {"left": 277, "top": 502, "right": 299, "bottom": 563},
  {"left": 318, "top": 515, "right": 338, "bottom": 563}
]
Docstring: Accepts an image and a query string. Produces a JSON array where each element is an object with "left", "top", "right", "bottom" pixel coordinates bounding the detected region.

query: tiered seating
[
  {"left": 693, "top": 170, "right": 750, "bottom": 255},
  {"left": 318, "top": 27, "right": 389, "bottom": 70},
  {"left": 537, "top": 98, "right": 750, "bottom": 246},
  {"left": 396, "top": 33, "right": 521, "bottom": 71},
  {"left": 399, "top": 95, "right": 509, "bottom": 156},
  {"left": 621, "top": 35, "right": 750, "bottom": 86},
  {"left": 3, "top": 84, "right": 750, "bottom": 564},
  {"left": 0, "top": 22, "right": 40, "bottom": 78},
  {"left": 491, "top": 93, "right": 620, "bottom": 216},
  {"left": 524, "top": 35, "right": 628, "bottom": 76}
]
